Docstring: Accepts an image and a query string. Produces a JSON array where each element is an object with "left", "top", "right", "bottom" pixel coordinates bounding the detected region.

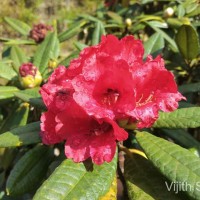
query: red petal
[
  {"left": 65, "top": 134, "right": 90, "bottom": 163},
  {"left": 40, "top": 111, "right": 65, "bottom": 144},
  {"left": 90, "top": 131, "right": 116, "bottom": 165}
]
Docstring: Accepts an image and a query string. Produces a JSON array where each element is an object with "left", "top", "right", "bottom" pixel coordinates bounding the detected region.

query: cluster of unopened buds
[
  {"left": 29, "top": 23, "right": 53, "bottom": 43},
  {"left": 40, "top": 35, "right": 185, "bottom": 165}
]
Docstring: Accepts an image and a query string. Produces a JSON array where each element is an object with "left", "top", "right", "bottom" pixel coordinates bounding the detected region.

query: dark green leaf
[
  {"left": 14, "top": 88, "right": 45, "bottom": 109},
  {"left": 4, "top": 17, "right": 31, "bottom": 36},
  {"left": 10, "top": 46, "right": 28, "bottom": 72},
  {"left": 153, "top": 107, "right": 200, "bottom": 128},
  {"left": 175, "top": 24, "right": 200, "bottom": 60},
  {"left": 33, "top": 151, "right": 117, "bottom": 200},
  {"left": 0, "top": 122, "right": 41, "bottom": 147},
  {"left": 161, "top": 129, "right": 200, "bottom": 150},
  {"left": 33, "top": 32, "right": 60, "bottom": 75},
  {"left": 0, "top": 103, "right": 29, "bottom": 133},
  {"left": 6, "top": 145, "right": 53, "bottom": 196},
  {"left": 179, "top": 82, "right": 200, "bottom": 94},
  {"left": 125, "top": 153, "right": 183, "bottom": 200},
  {"left": 136, "top": 131, "right": 200, "bottom": 200},
  {"left": 144, "top": 32, "right": 164, "bottom": 59}
]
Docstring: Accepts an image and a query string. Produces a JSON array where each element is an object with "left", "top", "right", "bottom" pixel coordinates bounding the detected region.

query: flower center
[
  {"left": 102, "top": 88, "right": 120, "bottom": 106},
  {"left": 136, "top": 93, "right": 154, "bottom": 107},
  {"left": 56, "top": 89, "right": 71, "bottom": 101},
  {"left": 90, "top": 122, "right": 112, "bottom": 136}
]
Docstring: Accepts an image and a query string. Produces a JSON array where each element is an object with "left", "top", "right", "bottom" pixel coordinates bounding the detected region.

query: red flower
[
  {"left": 40, "top": 66, "right": 128, "bottom": 164},
  {"left": 40, "top": 34, "right": 185, "bottom": 165},
  {"left": 70, "top": 35, "right": 185, "bottom": 128},
  {"left": 55, "top": 101, "right": 127, "bottom": 165}
]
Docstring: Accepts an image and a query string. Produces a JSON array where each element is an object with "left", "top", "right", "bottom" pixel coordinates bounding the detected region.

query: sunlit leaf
[
  {"left": 144, "top": 32, "right": 164, "bottom": 59},
  {"left": 175, "top": 24, "right": 199, "bottom": 60},
  {"left": 0, "top": 62, "right": 17, "bottom": 81},
  {"left": 136, "top": 131, "right": 200, "bottom": 200},
  {"left": 10, "top": 46, "right": 28, "bottom": 72},
  {"left": 58, "top": 20, "right": 86, "bottom": 42},
  {"left": 33, "top": 151, "right": 117, "bottom": 200},
  {"left": 33, "top": 32, "right": 60, "bottom": 75},
  {"left": 4, "top": 17, "right": 31, "bottom": 36},
  {"left": 0, "top": 86, "right": 19, "bottom": 100},
  {"left": 0, "top": 122, "right": 41, "bottom": 147},
  {"left": 153, "top": 108, "right": 200, "bottom": 128}
]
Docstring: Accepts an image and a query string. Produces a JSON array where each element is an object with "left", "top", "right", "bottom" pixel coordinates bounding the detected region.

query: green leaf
[
  {"left": 59, "top": 52, "right": 79, "bottom": 67},
  {"left": 74, "top": 42, "right": 88, "bottom": 51},
  {"left": 92, "top": 21, "right": 101, "bottom": 45},
  {"left": 161, "top": 129, "right": 200, "bottom": 150},
  {"left": 33, "top": 151, "right": 117, "bottom": 200},
  {"left": 0, "top": 103, "right": 29, "bottom": 133},
  {"left": 0, "top": 62, "right": 17, "bottom": 81},
  {"left": 10, "top": 46, "right": 28, "bottom": 72},
  {"left": 179, "top": 82, "right": 200, "bottom": 94},
  {"left": 14, "top": 88, "right": 45, "bottom": 109},
  {"left": 4, "top": 17, "right": 31, "bottom": 36},
  {"left": 0, "top": 37, "right": 35, "bottom": 45},
  {"left": 6, "top": 145, "right": 53, "bottom": 196},
  {"left": 144, "top": 32, "right": 164, "bottom": 59},
  {"left": 124, "top": 153, "right": 183, "bottom": 200},
  {"left": 79, "top": 14, "right": 100, "bottom": 22},
  {"left": 58, "top": 20, "right": 86, "bottom": 42},
  {"left": 0, "top": 122, "right": 41, "bottom": 147},
  {"left": 146, "top": 22, "right": 178, "bottom": 52},
  {"left": 100, "top": 176, "right": 117, "bottom": 200},
  {"left": 33, "top": 32, "right": 60, "bottom": 75},
  {"left": 107, "top": 11, "right": 123, "bottom": 24},
  {"left": 0, "top": 86, "right": 19, "bottom": 100},
  {"left": 153, "top": 107, "right": 200, "bottom": 128},
  {"left": 136, "top": 131, "right": 200, "bottom": 200},
  {"left": 175, "top": 24, "right": 200, "bottom": 60}
]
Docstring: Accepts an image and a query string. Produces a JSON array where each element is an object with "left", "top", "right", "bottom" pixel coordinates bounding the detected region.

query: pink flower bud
[
  {"left": 19, "top": 63, "right": 42, "bottom": 88},
  {"left": 29, "top": 23, "right": 53, "bottom": 43}
]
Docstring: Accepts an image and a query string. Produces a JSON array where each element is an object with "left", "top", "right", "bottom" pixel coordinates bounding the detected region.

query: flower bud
[
  {"left": 29, "top": 23, "right": 53, "bottom": 43},
  {"left": 48, "top": 59, "right": 57, "bottom": 70},
  {"left": 125, "top": 18, "right": 132, "bottom": 27},
  {"left": 19, "top": 63, "right": 42, "bottom": 88},
  {"left": 163, "top": 7, "right": 174, "bottom": 18}
]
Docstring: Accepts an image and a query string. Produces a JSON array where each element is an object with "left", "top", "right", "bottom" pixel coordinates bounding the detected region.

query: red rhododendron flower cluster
[{"left": 40, "top": 35, "right": 185, "bottom": 165}]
